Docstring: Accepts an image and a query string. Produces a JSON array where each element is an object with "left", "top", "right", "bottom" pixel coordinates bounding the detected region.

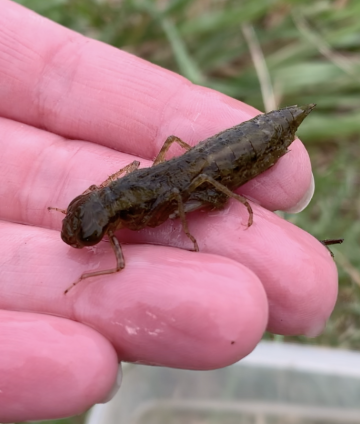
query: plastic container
[{"left": 87, "top": 341, "right": 360, "bottom": 424}]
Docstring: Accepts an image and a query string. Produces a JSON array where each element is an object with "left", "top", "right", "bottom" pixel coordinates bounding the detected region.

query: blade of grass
[{"left": 241, "top": 23, "right": 277, "bottom": 111}]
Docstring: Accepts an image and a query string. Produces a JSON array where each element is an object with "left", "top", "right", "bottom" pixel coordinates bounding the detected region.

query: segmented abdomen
[{"left": 196, "top": 104, "right": 315, "bottom": 189}]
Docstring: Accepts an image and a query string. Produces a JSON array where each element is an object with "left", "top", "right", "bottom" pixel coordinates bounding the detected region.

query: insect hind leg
[
  {"left": 187, "top": 174, "right": 253, "bottom": 228},
  {"left": 153, "top": 136, "right": 192, "bottom": 166}
]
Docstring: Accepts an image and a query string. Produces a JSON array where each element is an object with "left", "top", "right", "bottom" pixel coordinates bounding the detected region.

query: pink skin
[{"left": 0, "top": 0, "right": 338, "bottom": 421}]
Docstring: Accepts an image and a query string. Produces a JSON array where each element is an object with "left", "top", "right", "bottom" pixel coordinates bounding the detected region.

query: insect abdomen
[{"left": 199, "top": 104, "right": 315, "bottom": 187}]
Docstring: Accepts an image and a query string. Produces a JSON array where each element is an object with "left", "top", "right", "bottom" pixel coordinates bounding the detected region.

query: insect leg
[
  {"left": 48, "top": 206, "right": 67, "bottom": 214},
  {"left": 48, "top": 162, "right": 140, "bottom": 214},
  {"left": 320, "top": 238, "right": 344, "bottom": 258},
  {"left": 187, "top": 174, "right": 253, "bottom": 228},
  {"left": 99, "top": 161, "right": 141, "bottom": 188},
  {"left": 321, "top": 239, "right": 344, "bottom": 246},
  {"left": 81, "top": 160, "right": 141, "bottom": 195},
  {"left": 140, "top": 187, "right": 199, "bottom": 251},
  {"left": 63, "top": 230, "right": 125, "bottom": 294},
  {"left": 153, "top": 136, "right": 192, "bottom": 166},
  {"left": 170, "top": 188, "right": 199, "bottom": 251}
]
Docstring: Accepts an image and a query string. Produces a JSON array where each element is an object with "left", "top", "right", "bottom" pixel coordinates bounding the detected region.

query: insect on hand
[{"left": 49, "top": 104, "right": 316, "bottom": 294}]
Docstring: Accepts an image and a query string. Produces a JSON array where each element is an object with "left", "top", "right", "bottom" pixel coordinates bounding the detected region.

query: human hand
[{"left": 0, "top": 0, "right": 338, "bottom": 421}]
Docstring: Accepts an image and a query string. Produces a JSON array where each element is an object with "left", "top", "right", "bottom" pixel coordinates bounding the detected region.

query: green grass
[
  {"left": 282, "top": 141, "right": 360, "bottom": 349},
  {"left": 14, "top": 0, "right": 360, "bottom": 421},
  {"left": 18, "top": 418, "right": 86, "bottom": 424}
]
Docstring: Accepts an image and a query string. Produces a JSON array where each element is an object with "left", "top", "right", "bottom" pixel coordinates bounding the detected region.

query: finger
[
  {"left": 0, "top": 118, "right": 142, "bottom": 226},
  {"left": 121, "top": 201, "right": 339, "bottom": 336},
  {"left": 0, "top": 221, "right": 268, "bottom": 370},
  {"left": 1, "top": 1, "right": 252, "bottom": 158},
  {"left": 0, "top": 1, "right": 311, "bottom": 207},
  {"left": 0, "top": 309, "right": 118, "bottom": 422}
]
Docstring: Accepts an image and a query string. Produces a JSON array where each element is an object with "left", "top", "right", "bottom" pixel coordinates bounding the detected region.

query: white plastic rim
[
  {"left": 86, "top": 341, "right": 360, "bottom": 423},
  {"left": 240, "top": 341, "right": 360, "bottom": 377}
]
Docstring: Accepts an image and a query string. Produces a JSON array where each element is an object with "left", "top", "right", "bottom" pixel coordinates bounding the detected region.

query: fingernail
[
  {"left": 285, "top": 173, "right": 315, "bottom": 213},
  {"left": 304, "top": 318, "right": 327, "bottom": 338},
  {"left": 101, "top": 364, "right": 123, "bottom": 403}
]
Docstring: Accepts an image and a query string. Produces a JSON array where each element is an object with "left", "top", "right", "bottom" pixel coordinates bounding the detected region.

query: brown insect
[{"left": 50, "top": 104, "right": 323, "bottom": 293}]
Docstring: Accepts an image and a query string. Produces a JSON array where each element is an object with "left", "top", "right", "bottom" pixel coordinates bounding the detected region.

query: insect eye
[
  {"left": 80, "top": 213, "right": 107, "bottom": 246},
  {"left": 80, "top": 224, "right": 105, "bottom": 246}
]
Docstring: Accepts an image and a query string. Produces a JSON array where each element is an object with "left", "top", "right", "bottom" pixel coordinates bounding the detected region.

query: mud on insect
[{"left": 49, "top": 104, "right": 316, "bottom": 293}]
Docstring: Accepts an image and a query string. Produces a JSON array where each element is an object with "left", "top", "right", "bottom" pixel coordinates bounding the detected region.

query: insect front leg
[
  {"left": 187, "top": 174, "right": 253, "bottom": 228},
  {"left": 82, "top": 160, "right": 141, "bottom": 195},
  {"left": 153, "top": 136, "right": 192, "bottom": 166},
  {"left": 63, "top": 230, "right": 125, "bottom": 294}
]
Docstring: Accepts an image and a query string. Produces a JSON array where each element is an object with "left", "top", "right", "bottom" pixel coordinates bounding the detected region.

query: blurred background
[{"left": 14, "top": 0, "right": 360, "bottom": 423}]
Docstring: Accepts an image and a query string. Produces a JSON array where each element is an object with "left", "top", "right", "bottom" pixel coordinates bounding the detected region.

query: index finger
[{"left": 0, "top": 0, "right": 312, "bottom": 211}]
